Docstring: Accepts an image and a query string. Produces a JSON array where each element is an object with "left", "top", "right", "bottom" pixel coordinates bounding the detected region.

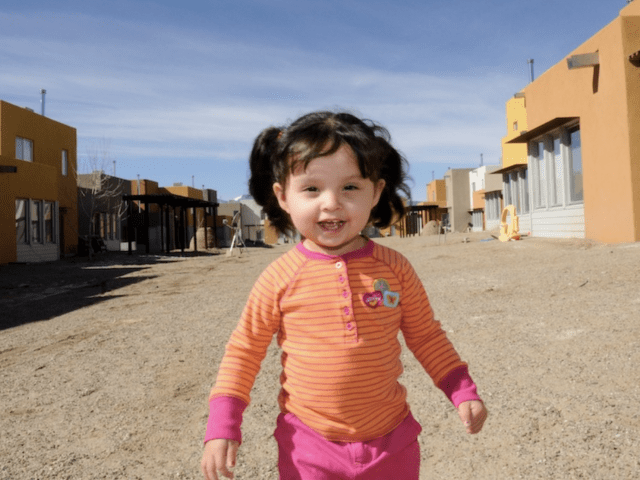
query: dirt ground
[{"left": 1, "top": 232, "right": 639, "bottom": 479}]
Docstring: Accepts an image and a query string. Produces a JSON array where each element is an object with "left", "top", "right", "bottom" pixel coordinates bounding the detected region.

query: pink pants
[{"left": 274, "top": 412, "right": 422, "bottom": 480}]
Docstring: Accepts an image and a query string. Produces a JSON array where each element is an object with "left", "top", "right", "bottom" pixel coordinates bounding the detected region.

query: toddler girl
[{"left": 201, "top": 111, "right": 487, "bottom": 480}]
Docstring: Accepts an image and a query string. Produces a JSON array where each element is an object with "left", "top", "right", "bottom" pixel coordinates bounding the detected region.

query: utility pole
[{"left": 40, "top": 89, "right": 46, "bottom": 116}]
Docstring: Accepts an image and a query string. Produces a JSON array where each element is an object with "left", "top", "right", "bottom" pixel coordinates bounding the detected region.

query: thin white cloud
[{"left": 1, "top": 6, "right": 523, "bottom": 192}]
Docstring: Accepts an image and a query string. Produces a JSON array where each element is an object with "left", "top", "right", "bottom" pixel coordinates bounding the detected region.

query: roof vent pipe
[{"left": 40, "top": 89, "right": 46, "bottom": 116}]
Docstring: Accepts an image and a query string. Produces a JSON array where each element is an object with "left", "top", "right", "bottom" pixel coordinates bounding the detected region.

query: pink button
[
  {"left": 343, "top": 307, "right": 350, "bottom": 315},
  {"left": 346, "top": 322, "right": 353, "bottom": 330},
  {"left": 339, "top": 275, "right": 345, "bottom": 283},
  {"left": 342, "top": 291, "right": 348, "bottom": 298}
]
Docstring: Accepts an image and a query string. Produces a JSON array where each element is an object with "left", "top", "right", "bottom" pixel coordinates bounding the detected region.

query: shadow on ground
[{"left": 0, "top": 252, "right": 202, "bottom": 331}]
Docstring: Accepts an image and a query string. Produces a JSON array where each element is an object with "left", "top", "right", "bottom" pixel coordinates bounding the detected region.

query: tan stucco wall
[
  {"left": 622, "top": 5, "right": 640, "bottom": 242},
  {"left": 522, "top": 2, "right": 640, "bottom": 243}
]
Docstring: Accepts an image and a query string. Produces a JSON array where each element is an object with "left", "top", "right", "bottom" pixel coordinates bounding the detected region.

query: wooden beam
[{"left": 567, "top": 52, "right": 599, "bottom": 69}]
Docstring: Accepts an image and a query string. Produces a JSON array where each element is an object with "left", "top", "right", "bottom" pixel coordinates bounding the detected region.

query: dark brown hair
[{"left": 248, "top": 110, "right": 411, "bottom": 235}]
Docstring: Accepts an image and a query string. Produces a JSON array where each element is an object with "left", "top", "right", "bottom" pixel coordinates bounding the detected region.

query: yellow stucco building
[
  {"left": 0, "top": 100, "right": 78, "bottom": 263},
  {"left": 501, "top": 2, "right": 640, "bottom": 243}
]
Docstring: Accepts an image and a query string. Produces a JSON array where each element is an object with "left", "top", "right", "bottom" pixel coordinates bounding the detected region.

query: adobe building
[
  {"left": 444, "top": 168, "right": 473, "bottom": 232},
  {"left": 427, "top": 179, "right": 446, "bottom": 205},
  {"left": 124, "top": 181, "right": 218, "bottom": 253},
  {"left": 0, "top": 100, "right": 78, "bottom": 263},
  {"left": 503, "top": 2, "right": 640, "bottom": 243},
  {"left": 469, "top": 165, "right": 502, "bottom": 232}
]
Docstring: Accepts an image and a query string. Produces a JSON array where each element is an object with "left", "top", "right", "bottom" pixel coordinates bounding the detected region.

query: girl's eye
[
  {"left": 303, "top": 186, "right": 318, "bottom": 192},
  {"left": 344, "top": 184, "right": 358, "bottom": 191}
]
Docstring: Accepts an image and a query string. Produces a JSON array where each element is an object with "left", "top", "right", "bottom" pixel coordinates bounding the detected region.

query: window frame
[
  {"left": 502, "top": 174, "right": 511, "bottom": 207},
  {"left": 30, "top": 200, "right": 42, "bottom": 244},
  {"left": 550, "top": 135, "right": 564, "bottom": 207},
  {"left": 16, "top": 199, "right": 28, "bottom": 244},
  {"left": 16, "top": 136, "right": 34, "bottom": 162},
  {"left": 44, "top": 201, "right": 56, "bottom": 244},
  {"left": 567, "top": 127, "right": 583, "bottom": 203}
]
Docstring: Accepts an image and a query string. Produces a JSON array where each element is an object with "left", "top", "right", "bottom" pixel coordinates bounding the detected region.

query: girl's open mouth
[{"left": 319, "top": 221, "right": 345, "bottom": 232}]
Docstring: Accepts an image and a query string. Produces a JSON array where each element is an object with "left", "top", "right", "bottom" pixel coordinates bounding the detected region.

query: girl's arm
[
  {"left": 204, "top": 257, "right": 288, "bottom": 446},
  {"left": 208, "top": 257, "right": 286, "bottom": 404},
  {"left": 396, "top": 254, "right": 486, "bottom": 432}
]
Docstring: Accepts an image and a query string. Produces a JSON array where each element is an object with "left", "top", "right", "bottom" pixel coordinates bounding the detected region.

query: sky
[{"left": 0, "top": 0, "right": 624, "bottom": 202}]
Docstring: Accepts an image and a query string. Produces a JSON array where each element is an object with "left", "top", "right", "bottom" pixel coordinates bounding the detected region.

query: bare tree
[{"left": 76, "top": 139, "right": 129, "bottom": 259}]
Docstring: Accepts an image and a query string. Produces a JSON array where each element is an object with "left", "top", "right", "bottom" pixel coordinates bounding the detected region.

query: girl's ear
[
  {"left": 372, "top": 179, "right": 386, "bottom": 208},
  {"left": 273, "top": 182, "right": 290, "bottom": 214}
]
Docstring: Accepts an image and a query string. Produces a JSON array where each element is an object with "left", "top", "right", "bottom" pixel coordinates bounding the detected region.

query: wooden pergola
[
  {"left": 123, "top": 194, "right": 218, "bottom": 255},
  {"left": 399, "top": 204, "right": 447, "bottom": 237}
]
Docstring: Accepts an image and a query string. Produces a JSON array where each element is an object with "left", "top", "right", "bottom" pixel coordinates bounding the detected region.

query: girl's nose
[{"left": 321, "top": 191, "right": 341, "bottom": 211}]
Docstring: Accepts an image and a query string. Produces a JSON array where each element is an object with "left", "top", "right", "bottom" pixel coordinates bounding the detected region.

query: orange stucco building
[
  {"left": 503, "top": 2, "right": 640, "bottom": 243},
  {"left": 0, "top": 100, "right": 78, "bottom": 263}
]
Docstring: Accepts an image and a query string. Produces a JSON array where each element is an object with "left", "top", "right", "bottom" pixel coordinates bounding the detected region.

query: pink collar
[{"left": 296, "top": 238, "right": 375, "bottom": 261}]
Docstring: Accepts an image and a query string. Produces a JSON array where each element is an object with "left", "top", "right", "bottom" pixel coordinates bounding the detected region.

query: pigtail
[
  {"left": 370, "top": 137, "right": 411, "bottom": 229},
  {"left": 248, "top": 127, "right": 293, "bottom": 235}
]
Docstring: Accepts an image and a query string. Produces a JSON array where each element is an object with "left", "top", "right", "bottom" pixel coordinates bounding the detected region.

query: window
[
  {"left": 551, "top": 137, "right": 564, "bottom": 206},
  {"left": 486, "top": 192, "right": 501, "bottom": 220},
  {"left": 503, "top": 174, "right": 511, "bottom": 206},
  {"left": 532, "top": 141, "right": 547, "bottom": 209},
  {"left": 31, "top": 201, "right": 42, "bottom": 243},
  {"left": 509, "top": 172, "right": 520, "bottom": 213},
  {"left": 568, "top": 128, "right": 583, "bottom": 202},
  {"left": 16, "top": 200, "right": 27, "bottom": 244},
  {"left": 529, "top": 124, "right": 584, "bottom": 209},
  {"left": 44, "top": 202, "right": 55, "bottom": 243},
  {"left": 16, "top": 137, "right": 33, "bottom": 162},
  {"left": 519, "top": 170, "right": 530, "bottom": 214},
  {"left": 62, "top": 150, "right": 68, "bottom": 176},
  {"left": 513, "top": 121, "right": 518, "bottom": 131}
]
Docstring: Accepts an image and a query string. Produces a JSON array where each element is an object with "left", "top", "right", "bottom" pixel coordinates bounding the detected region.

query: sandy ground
[{"left": 1, "top": 232, "right": 640, "bottom": 479}]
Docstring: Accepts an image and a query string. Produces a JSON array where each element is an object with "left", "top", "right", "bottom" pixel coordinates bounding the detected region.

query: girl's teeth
[{"left": 321, "top": 221, "right": 342, "bottom": 231}]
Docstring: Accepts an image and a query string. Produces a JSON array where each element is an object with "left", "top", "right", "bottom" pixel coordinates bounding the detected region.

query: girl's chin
[{"left": 304, "top": 234, "right": 366, "bottom": 255}]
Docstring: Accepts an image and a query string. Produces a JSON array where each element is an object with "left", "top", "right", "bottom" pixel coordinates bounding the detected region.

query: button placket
[{"left": 336, "top": 260, "right": 357, "bottom": 341}]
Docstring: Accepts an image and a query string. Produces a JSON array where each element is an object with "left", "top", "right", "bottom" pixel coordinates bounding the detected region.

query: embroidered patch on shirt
[
  {"left": 363, "top": 291, "right": 383, "bottom": 308},
  {"left": 373, "top": 278, "right": 390, "bottom": 292},
  {"left": 383, "top": 290, "right": 400, "bottom": 308}
]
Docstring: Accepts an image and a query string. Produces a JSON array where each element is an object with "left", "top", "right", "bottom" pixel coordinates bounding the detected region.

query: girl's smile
[{"left": 273, "top": 144, "right": 385, "bottom": 256}]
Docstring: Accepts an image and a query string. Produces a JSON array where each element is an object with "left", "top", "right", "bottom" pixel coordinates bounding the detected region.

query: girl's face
[{"left": 273, "top": 144, "right": 385, "bottom": 256}]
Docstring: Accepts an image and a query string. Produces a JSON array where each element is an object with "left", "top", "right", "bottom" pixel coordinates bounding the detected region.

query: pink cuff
[
  {"left": 204, "top": 396, "right": 247, "bottom": 444},
  {"left": 439, "top": 366, "right": 482, "bottom": 408}
]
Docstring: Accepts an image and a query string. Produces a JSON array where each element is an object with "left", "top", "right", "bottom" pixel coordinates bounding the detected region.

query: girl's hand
[
  {"left": 201, "top": 439, "right": 240, "bottom": 480},
  {"left": 457, "top": 400, "right": 488, "bottom": 434}
]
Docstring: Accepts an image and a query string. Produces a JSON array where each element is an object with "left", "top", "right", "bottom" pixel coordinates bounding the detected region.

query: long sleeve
[
  {"left": 208, "top": 258, "right": 287, "bottom": 404},
  {"left": 395, "top": 253, "right": 468, "bottom": 387}
]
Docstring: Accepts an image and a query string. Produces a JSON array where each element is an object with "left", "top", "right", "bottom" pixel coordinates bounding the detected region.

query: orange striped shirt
[{"left": 210, "top": 239, "right": 466, "bottom": 442}]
